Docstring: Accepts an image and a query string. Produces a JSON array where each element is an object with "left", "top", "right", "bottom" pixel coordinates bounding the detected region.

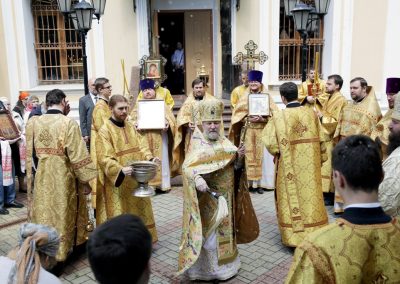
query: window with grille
[
  {"left": 32, "top": 0, "right": 83, "bottom": 84},
  {"left": 279, "top": 0, "right": 324, "bottom": 81}
]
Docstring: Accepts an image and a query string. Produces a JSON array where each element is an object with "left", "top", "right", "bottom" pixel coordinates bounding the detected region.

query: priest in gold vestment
[
  {"left": 298, "top": 69, "right": 326, "bottom": 107},
  {"left": 230, "top": 70, "right": 248, "bottom": 109},
  {"left": 262, "top": 82, "right": 328, "bottom": 247},
  {"left": 136, "top": 83, "right": 175, "bottom": 109},
  {"left": 130, "top": 79, "right": 176, "bottom": 192},
  {"left": 315, "top": 75, "right": 347, "bottom": 202},
  {"left": 179, "top": 99, "right": 258, "bottom": 280},
  {"left": 89, "top": 77, "right": 112, "bottom": 222},
  {"left": 96, "top": 95, "right": 158, "bottom": 241},
  {"left": 172, "top": 78, "right": 216, "bottom": 174},
  {"left": 371, "top": 77, "right": 400, "bottom": 160},
  {"left": 228, "top": 70, "right": 277, "bottom": 194},
  {"left": 334, "top": 77, "right": 382, "bottom": 213},
  {"left": 26, "top": 89, "right": 97, "bottom": 262},
  {"left": 286, "top": 135, "right": 400, "bottom": 284}
]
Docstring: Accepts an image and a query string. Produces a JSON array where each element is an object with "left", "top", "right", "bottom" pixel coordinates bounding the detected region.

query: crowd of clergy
[{"left": 1, "top": 66, "right": 400, "bottom": 283}]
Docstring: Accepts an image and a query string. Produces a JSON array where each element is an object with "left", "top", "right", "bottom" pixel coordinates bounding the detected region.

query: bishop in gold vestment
[
  {"left": 228, "top": 70, "right": 277, "bottom": 191},
  {"left": 26, "top": 90, "right": 96, "bottom": 262},
  {"left": 179, "top": 100, "right": 258, "bottom": 280},
  {"left": 130, "top": 79, "right": 176, "bottom": 191},
  {"left": 172, "top": 78, "right": 216, "bottom": 174},
  {"left": 371, "top": 77, "right": 400, "bottom": 160},
  {"left": 96, "top": 95, "right": 158, "bottom": 241},
  {"left": 262, "top": 82, "right": 328, "bottom": 247},
  {"left": 286, "top": 135, "right": 400, "bottom": 284},
  {"left": 334, "top": 78, "right": 382, "bottom": 213}
]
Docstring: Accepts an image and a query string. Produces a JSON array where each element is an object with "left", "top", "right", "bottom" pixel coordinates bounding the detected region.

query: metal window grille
[
  {"left": 32, "top": 0, "right": 83, "bottom": 84},
  {"left": 279, "top": 0, "right": 324, "bottom": 81}
]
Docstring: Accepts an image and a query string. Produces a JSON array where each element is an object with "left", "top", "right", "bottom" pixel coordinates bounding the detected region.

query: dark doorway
[{"left": 158, "top": 12, "right": 185, "bottom": 95}]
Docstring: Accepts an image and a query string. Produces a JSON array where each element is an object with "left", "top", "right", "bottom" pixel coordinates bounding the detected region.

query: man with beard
[
  {"left": 178, "top": 99, "right": 258, "bottom": 281},
  {"left": 172, "top": 78, "right": 216, "bottom": 174},
  {"left": 371, "top": 77, "right": 400, "bottom": 160},
  {"left": 96, "top": 95, "right": 159, "bottom": 241},
  {"left": 379, "top": 95, "right": 400, "bottom": 217},
  {"left": 315, "top": 74, "right": 347, "bottom": 204},
  {"left": 333, "top": 77, "right": 382, "bottom": 213},
  {"left": 230, "top": 70, "right": 249, "bottom": 109}
]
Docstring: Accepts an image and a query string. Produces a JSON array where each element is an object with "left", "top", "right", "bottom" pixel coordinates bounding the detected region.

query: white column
[
  {"left": 322, "top": 0, "right": 341, "bottom": 76},
  {"left": 1, "top": 0, "right": 19, "bottom": 105},
  {"left": 87, "top": 19, "right": 106, "bottom": 77},
  {"left": 382, "top": 0, "right": 400, "bottom": 89},
  {"left": 136, "top": 0, "right": 150, "bottom": 59},
  {"left": 212, "top": 0, "right": 219, "bottom": 98},
  {"left": 339, "top": 0, "right": 354, "bottom": 99}
]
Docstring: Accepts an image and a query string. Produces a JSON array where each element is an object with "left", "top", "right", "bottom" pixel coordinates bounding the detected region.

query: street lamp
[
  {"left": 290, "top": 0, "right": 330, "bottom": 82},
  {"left": 57, "top": 0, "right": 106, "bottom": 95}
]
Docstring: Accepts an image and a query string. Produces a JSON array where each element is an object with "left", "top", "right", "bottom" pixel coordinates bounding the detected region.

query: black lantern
[
  {"left": 74, "top": 0, "right": 95, "bottom": 33},
  {"left": 291, "top": 3, "right": 312, "bottom": 32},
  {"left": 283, "top": 0, "right": 297, "bottom": 16},
  {"left": 57, "top": 0, "right": 72, "bottom": 14},
  {"left": 92, "top": 0, "right": 106, "bottom": 20},
  {"left": 314, "top": 0, "right": 331, "bottom": 15},
  {"left": 307, "top": 9, "right": 320, "bottom": 33}
]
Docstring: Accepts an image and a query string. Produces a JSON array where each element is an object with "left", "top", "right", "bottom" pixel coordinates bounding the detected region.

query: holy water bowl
[{"left": 130, "top": 161, "right": 158, "bottom": 197}]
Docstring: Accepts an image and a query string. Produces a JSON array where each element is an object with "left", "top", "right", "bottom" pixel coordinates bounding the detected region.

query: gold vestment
[
  {"left": 371, "top": 109, "right": 393, "bottom": 160},
  {"left": 286, "top": 218, "right": 400, "bottom": 284},
  {"left": 90, "top": 98, "right": 111, "bottom": 224},
  {"left": 333, "top": 87, "right": 382, "bottom": 210},
  {"left": 228, "top": 86, "right": 278, "bottom": 184},
  {"left": 318, "top": 91, "right": 347, "bottom": 193},
  {"left": 178, "top": 127, "right": 240, "bottom": 274},
  {"left": 172, "top": 92, "right": 216, "bottom": 174},
  {"left": 96, "top": 119, "right": 158, "bottom": 241},
  {"left": 26, "top": 113, "right": 97, "bottom": 261},
  {"left": 137, "top": 86, "right": 175, "bottom": 109},
  {"left": 262, "top": 106, "right": 328, "bottom": 247},
  {"left": 298, "top": 79, "right": 326, "bottom": 107},
  {"left": 130, "top": 102, "right": 177, "bottom": 190},
  {"left": 230, "top": 84, "right": 247, "bottom": 109}
]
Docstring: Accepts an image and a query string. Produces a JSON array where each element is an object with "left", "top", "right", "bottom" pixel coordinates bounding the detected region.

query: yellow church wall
[{"left": 350, "top": 0, "right": 388, "bottom": 95}]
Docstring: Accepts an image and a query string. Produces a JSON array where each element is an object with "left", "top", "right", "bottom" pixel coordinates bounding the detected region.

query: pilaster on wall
[{"left": 137, "top": 0, "right": 150, "bottom": 59}]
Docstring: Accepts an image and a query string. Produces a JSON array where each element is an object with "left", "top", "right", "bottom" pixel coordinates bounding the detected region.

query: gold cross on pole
[{"left": 233, "top": 40, "right": 268, "bottom": 70}]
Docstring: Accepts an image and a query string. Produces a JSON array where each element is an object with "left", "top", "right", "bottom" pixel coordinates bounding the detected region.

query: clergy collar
[
  {"left": 46, "top": 109, "right": 63, "bottom": 115},
  {"left": 194, "top": 95, "right": 204, "bottom": 101},
  {"left": 109, "top": 117, "right": 125, "bottom": 127},
  {"left": 341, "top": 206, "right": 391, "bottom": 225},
  {"left": 355, "top": 94, "right": 367, "bottom": 103},
  {"left": 286, "top": 101, "right": 301, "bottom": 108}
]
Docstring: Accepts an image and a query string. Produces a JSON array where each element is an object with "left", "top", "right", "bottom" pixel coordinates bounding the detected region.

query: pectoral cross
[{"left": 233, "top": 40, "right": 268, "bottom": 70}]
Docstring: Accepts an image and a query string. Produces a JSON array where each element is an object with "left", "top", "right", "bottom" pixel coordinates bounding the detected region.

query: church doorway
[
  {"left": 157, "top": 12, "right": 185, "bottom": 95},
  {"left": 155, "top": 10, "right": 213, "bottom": 96}
]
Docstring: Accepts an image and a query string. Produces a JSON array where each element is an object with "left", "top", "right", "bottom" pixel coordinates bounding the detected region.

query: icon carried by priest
[{"left": 130, "top": 79, "right": 176, "bottom": 193}]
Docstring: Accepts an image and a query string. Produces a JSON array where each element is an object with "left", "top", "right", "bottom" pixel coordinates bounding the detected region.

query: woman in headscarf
[{"left": 0, "top": 223, "right": 62, "bottom": 284}]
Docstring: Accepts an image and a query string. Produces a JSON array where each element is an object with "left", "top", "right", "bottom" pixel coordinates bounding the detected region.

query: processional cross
[{"left": 233, "top": 40, "right": 268, "bottom": 70}]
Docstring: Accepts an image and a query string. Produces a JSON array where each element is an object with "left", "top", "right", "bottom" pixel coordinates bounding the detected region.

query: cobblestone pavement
[{"left": 0, "top": 188, "right": 336, "bottom": 283}]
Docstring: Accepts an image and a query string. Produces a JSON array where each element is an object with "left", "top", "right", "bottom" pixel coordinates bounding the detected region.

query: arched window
[
  {"left": 32, "top": 0, "right": 83, "bottom": 84},
  {"left": 279, "top": 0, "right": 324, "bottom": 81}
]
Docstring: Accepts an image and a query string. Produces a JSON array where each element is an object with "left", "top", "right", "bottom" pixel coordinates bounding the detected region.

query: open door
[{"left": 184, "top": 10, "right": 213, "bottom": 94}]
